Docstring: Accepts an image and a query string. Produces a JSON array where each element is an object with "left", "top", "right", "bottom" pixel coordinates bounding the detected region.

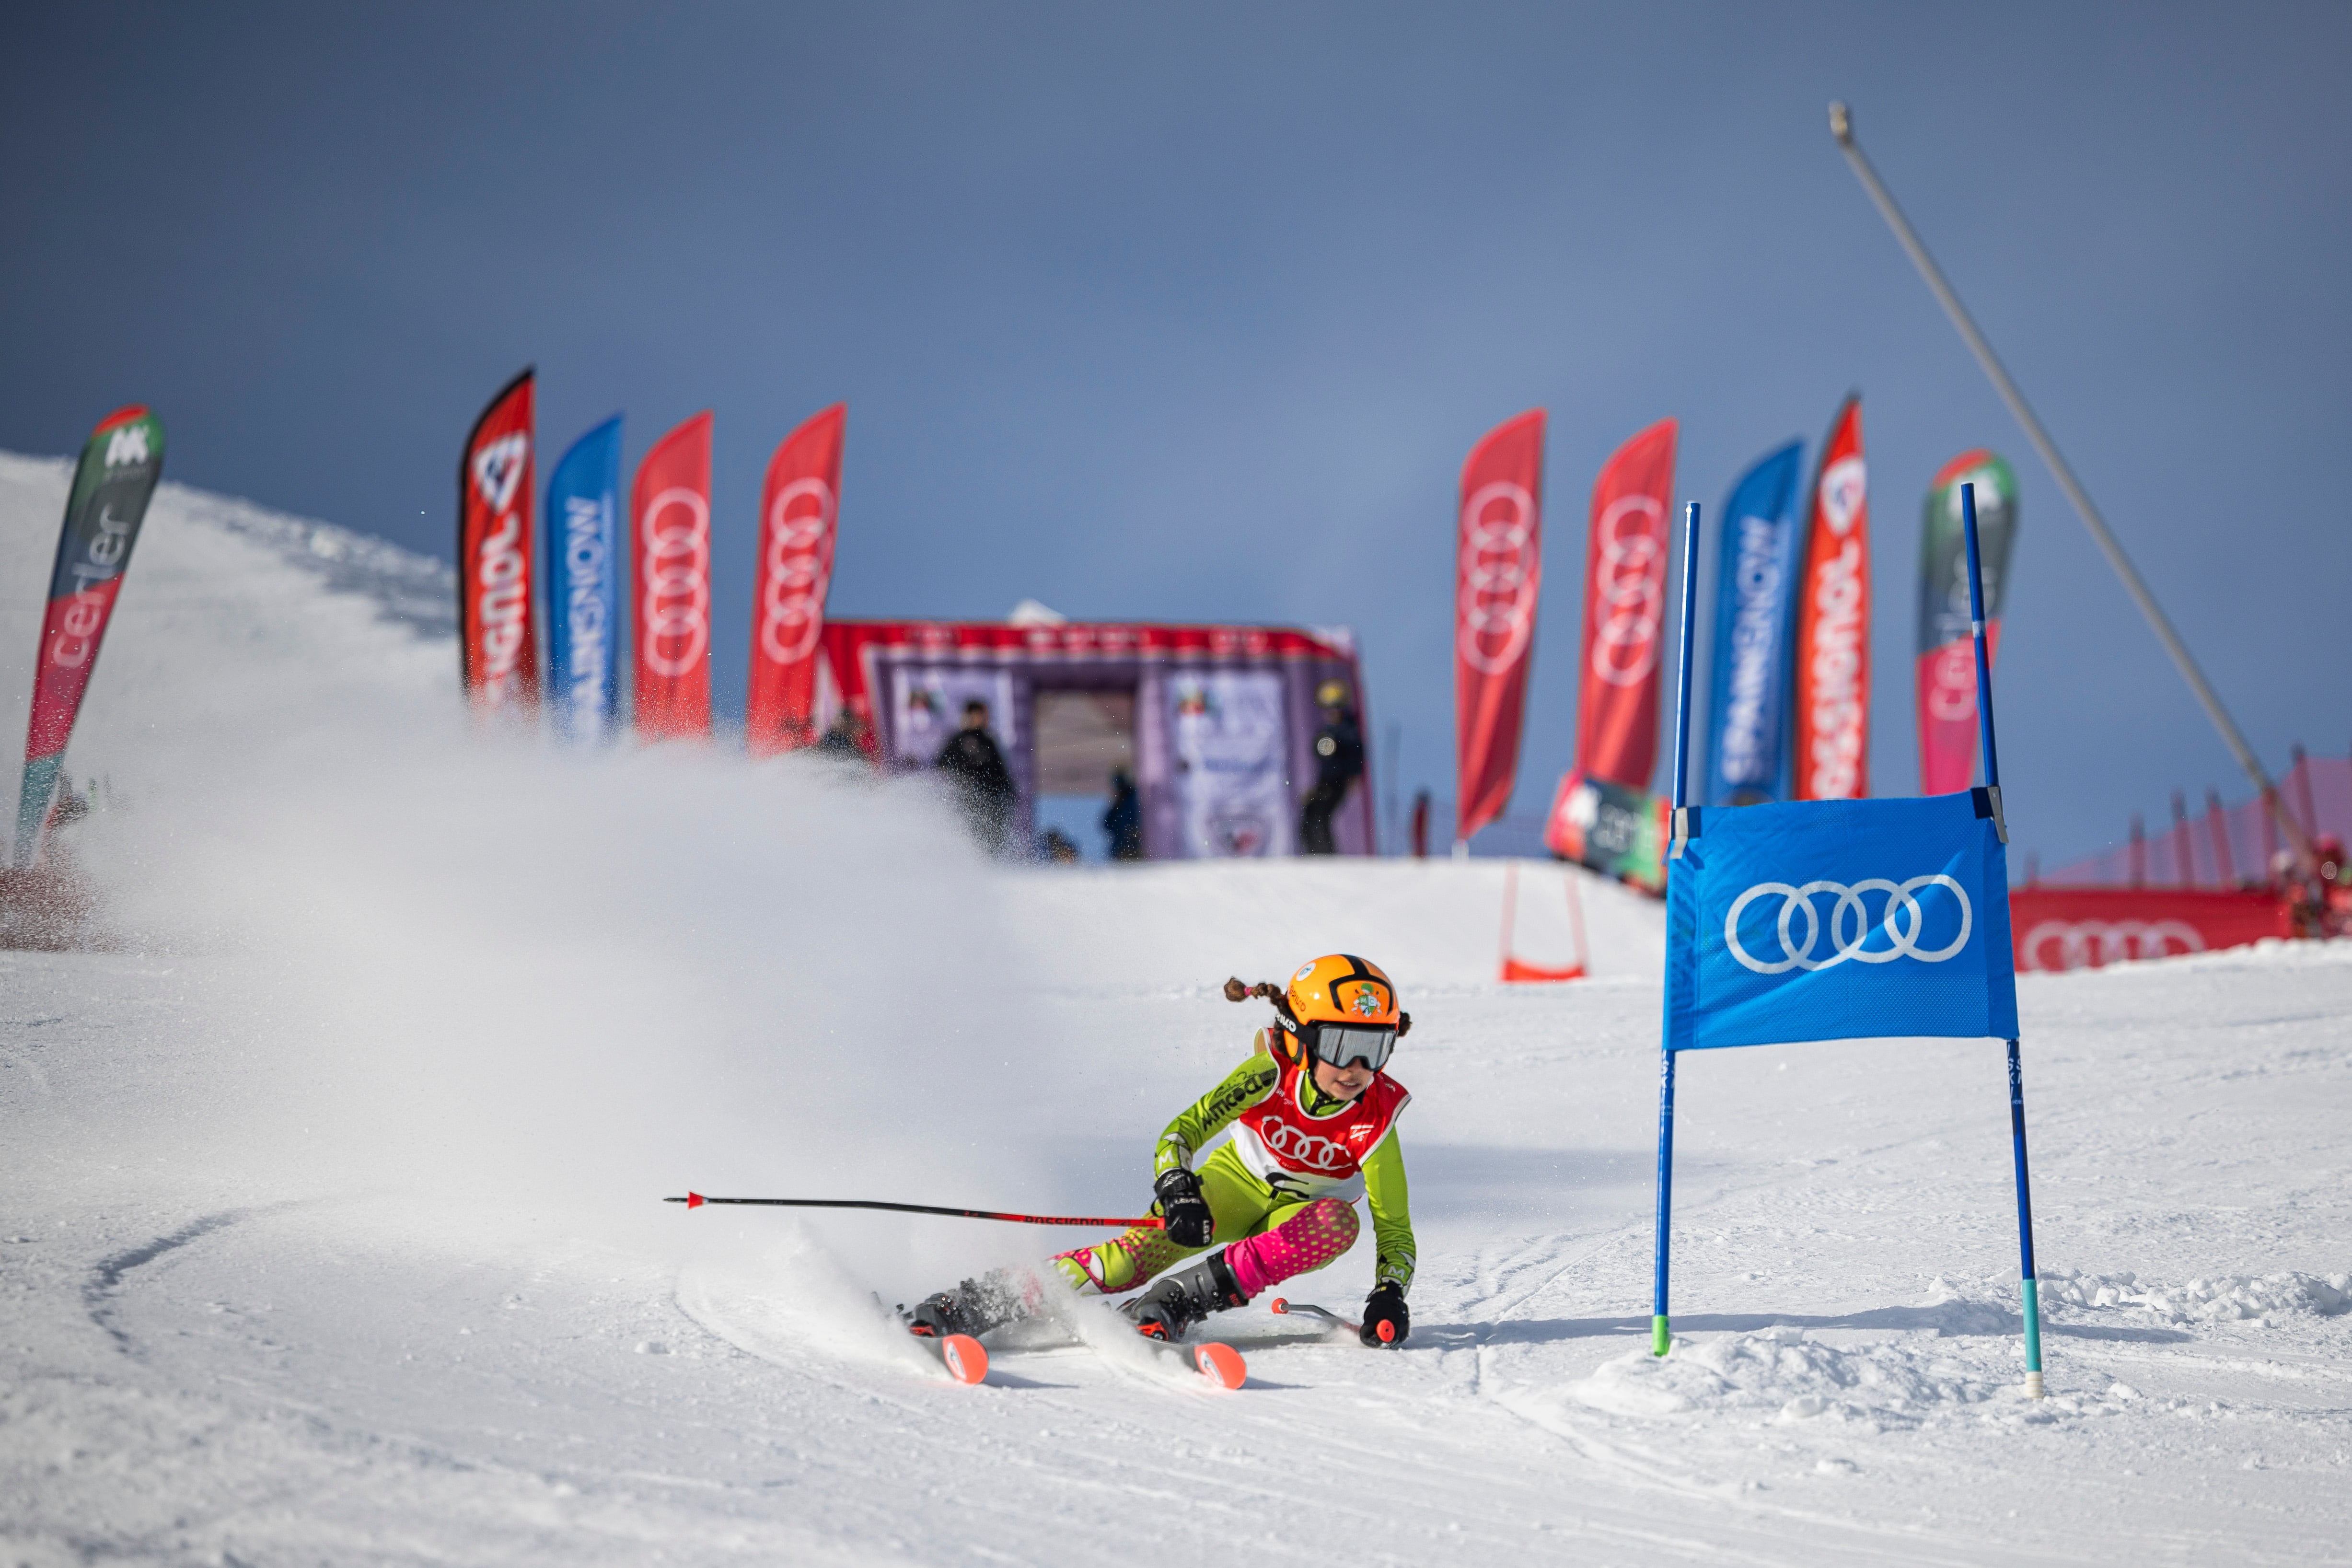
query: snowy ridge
[{"left": 0, "top": 450, "right": 455, "bottom": 638}]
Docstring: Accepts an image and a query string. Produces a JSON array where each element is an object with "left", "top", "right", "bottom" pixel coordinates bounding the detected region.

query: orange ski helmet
[{"left": 1278, "top": 954, "right": 1406, "bottom": 1072}]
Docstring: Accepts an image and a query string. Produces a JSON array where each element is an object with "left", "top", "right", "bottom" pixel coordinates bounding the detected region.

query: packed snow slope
[{"left": 2, "top": 452, "right": 2349, "bottom": 1566}]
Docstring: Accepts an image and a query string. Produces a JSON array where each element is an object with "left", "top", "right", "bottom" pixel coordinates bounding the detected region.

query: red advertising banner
[
  {"left": 745, "top": 404, "right": 846, "bottom": 757},
  {"left": 458, "top": 369, "right": 539, "bottom": 712},
  {"left": 1576, "top": 418, "right": 1678, "bottom": 788},
  {"left": 632, "top": 412, "right": 714, "bottom": 739},
  {"left": 2011, "top": 886, "right": 2289, "bottom": 972},
  {"left": 1793, "top": 395, "right": 1869, "bottom": 799},
  {"left": 1454, "top": 408, "right": 1545, "bottom": 842}
]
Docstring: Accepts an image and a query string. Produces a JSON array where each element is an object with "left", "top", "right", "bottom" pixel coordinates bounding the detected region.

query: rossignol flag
[
  {"left": 1664, "top": 791, "right": 2018, "bottom": 1052},
  {"left": 745, "top": 404, "right": 847, "bottom": 758},
  {"left": 458, "top": 369, "right": 540, "bottom": 712},
  {"left": 1576, "top": 417, "right": 1678, "bottom": 789},
  {"left": 544, "top": 417, "right": 622, "bottom": 744},
  {"left": 1704, "top": 441, "right": 1805, "bottom": 806},
  {"left": 1917, "top": 451, "right": 2018, "bottom": 794},
  {"left": 1453, "top": 408, "right": 1546, "bottom": 841},
  {"left": 633, "top": 412, "right": 714, "bottom": 740},
  {"left": 1793, "top": 395, "right": 1870, "bottom": 801},
  {"left": 13, "top": 406, "right": 165, "bottom": 865}
]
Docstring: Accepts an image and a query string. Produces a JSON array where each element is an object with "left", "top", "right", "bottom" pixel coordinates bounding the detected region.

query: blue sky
[{"left": 5, "top": 1, "right": 2347, "bottom": 864}]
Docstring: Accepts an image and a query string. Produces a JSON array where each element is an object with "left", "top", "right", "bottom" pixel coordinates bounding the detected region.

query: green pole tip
[{"left": 1651, "top": 1314, "right": 1671, "bottom": 1357}]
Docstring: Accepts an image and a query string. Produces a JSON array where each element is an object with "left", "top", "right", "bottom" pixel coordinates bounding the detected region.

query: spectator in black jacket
[
  {"left": 1103, "top": 768, "right": 1144, "bottom": 860},
  {"left": 1299, "top": 680, "right": 1364, "bottom": 855},
  {"left": 936, "top": 699, "right": 1018, "bottom": 854}
]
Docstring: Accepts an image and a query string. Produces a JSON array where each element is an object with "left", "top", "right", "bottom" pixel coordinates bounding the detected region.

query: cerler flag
[
  {"left": 458, "top": 369, "right": 539, "bottom": 712},
  {"left": 1792, "top": 394, "right": 1870, "bottom": 800},
  {"left": 633, "top": 411, "right": 715, "bottom": 739},
  {"left": 14, "top": 405, "right": 165, "bottom": 865},
  {"left": 544, "top": 416, "right": 623, "bottom": 745},
  {"left": 1917, "top": 450, "right": 2018, "bottom": 794},
  {"left": 1453, "top": 408, "right": 1545, "bottom": 841},
  {"left": 1576, "top": 417, "right": 1678, "bottom": 788},
  {"left": 745, "top": 404, "right": 847, "bottom": 757}
]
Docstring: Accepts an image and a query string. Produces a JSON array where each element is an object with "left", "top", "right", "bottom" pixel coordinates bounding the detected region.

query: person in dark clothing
[
  {"left": 1102, "top": 768, "right": 1144, "bottom": 860},
  {"left": 815, "top": 709, "right": 869, "bottom": 759},
  {"left": 935, "top": 699, "right": 1018, "bottom": 854},
  {"left": 1299, "top": 680, "right": 1364, "bottom": 855}
]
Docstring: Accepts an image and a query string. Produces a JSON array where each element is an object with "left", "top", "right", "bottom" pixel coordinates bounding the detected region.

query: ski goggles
[{"left": 1305, "top": 1022, "right": 1396, "bottom": 1073}]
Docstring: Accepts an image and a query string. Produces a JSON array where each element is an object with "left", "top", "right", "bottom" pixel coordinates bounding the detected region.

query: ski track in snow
[{"left": 2, "top": 454, "right": 2351, "bottom": 1563}]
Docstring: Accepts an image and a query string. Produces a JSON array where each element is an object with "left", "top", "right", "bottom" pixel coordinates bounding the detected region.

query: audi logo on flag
[
  {"left": 2019, "top": 919, "right": 2204, "bottom": 973},
  {"left": 1456, "top": 481, "right": 1540, "bottom": 676},
  {"left": 759, "top": 476, "right": 836, "bottom": 666},
  {"left": 1258, "top": 1121, "right": 1354, "bottom": 1173},
  {"left": 1725, "top": 875, "right": 1973, "bottom": 975},
  {"left": 640, "top": 487, "right": 710, "bottom": 678},
  {"left": 1590, "top": 495, "right": 1666, "bottom": 687}
]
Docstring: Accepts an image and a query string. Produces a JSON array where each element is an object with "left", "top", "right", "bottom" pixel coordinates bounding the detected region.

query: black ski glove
[
  {"left": 1361, "top": 1281, "right": 1409, "bottom": 1347},
  {"left": 1154, "top": 1168, "right": 1215, "bottom": 1248}
]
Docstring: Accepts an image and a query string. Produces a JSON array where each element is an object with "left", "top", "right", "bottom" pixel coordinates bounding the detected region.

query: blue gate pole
[
  {"left": 1653, "top": 500, "right": 1702, "bottom": 1358},
  {"left": 1963, "top": 481, "right": 2046, "bottom": 1398}
]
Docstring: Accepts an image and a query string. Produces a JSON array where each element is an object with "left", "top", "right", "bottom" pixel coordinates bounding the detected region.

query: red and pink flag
[
  {"left": 745, "top": 404, "right": 846, "bottom": 757},
  {"left": 633, "top": 412, "right": 714, "bottom": 740},
  {"left": 1453, "top": 409, "right": 1545, "bottom": 842},
  {"left": 1575, "top": 418, "right": 1678, "bottom": 789}
]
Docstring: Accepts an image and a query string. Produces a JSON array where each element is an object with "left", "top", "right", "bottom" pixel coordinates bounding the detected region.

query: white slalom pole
[{"left": 1828, "top": 102, "right": 2312, "bottom": 869}]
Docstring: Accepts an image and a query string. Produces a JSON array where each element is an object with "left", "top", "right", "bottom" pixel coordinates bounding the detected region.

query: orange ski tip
[
  {"left": 685, "top": 1191, "right": 706, "bottom": 1208},
  {"left": 1377, "top": 1319, "right": 1397, "bottom": 1344},
  {"left": 940, "top": 1334, "right": 988, "bottom": 1385},
  {"left": 1194, "top": 1342, "right": 1246, "bottom": 1390},
  {"left": 1269, "top": 1298, "right": 1290, "bottom": 1314}
]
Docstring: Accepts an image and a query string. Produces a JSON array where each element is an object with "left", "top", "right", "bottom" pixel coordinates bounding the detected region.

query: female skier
[{"left": 905, "top": 953, "right": 1415, "bottom": 1349}]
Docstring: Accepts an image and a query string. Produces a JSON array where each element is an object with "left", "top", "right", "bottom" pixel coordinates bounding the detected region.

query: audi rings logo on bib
[
  {"left": 1456, "top": 481, "right": 1539, "bottom": 676},
  {"left": 1725, "top": 875, "right": 1973, "bottom": 975},
  {"left": 759, "top": 477, "right": 835, "bottom": 666},
  {"left": 639, "top": 487, "right": 710, "bottom": 677},
  {"left": 1590, "top": 495, "right": 1666, "bottom": 687},
  {"left": 1258, "top": 1121, "right": 1354, "bottom": 1173}
]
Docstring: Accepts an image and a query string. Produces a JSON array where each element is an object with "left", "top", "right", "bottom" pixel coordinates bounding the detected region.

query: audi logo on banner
[
  {"left": 1590, "top": 494, "right": 1666, "bottom": 687},
  {"left": 1725, "top": 875, "right": 1973, "bottom": 975},
  {"left": 2019, "top": 919, "right": 2204, "bottom": 973},
  {"left": 1257, "top": 1121, "right": 1355, "bottom": 1173},
  {"left": 1456, "top": 481, "right": 1539, "bottom": 676},
  {"left": 640, "top": 487, "right": 709, "bottom": 678},
  {"left": 759, "top": 476, "right": 836, "bottom": 666}
]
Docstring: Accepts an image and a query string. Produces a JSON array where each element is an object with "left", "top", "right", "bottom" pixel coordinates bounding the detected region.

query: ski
[{"left": 917, "top": 1330, "right": 990, "bottom": 1385}]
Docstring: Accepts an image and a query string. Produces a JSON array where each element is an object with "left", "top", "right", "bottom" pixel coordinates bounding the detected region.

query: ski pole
[{"left": 664, "top": 1192, "right": 1163, "bottom": 1228}]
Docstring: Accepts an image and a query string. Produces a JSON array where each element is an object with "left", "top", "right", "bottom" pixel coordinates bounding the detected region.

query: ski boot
[
  {"left": 903, "top": 1268, "right": 1042, "bottom": 1341},
  {"left": 1120, "top": 1250, "right": 1248, "bottom": 1342}
]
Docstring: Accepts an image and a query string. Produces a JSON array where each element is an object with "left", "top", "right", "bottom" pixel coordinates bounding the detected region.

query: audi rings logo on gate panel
[
  {"left": 640, "top": 487, "right": 710, "bottom": 677},
  {"left": 1590, "top": 495, "right": 1666, "bottom": 687},
  {"left": 1258, "top": 1122, "right": 1353, "bottom": 1173},
  {"left": 1456, "top": 481, "right": 1538, "bottom": 676},
  {"left": 2020, "top": 919, "right": 2203, "bottom": 974},
  {"left": 758, "top": 477, "right": 836, "bottom": 666},
  {"left": 1725, "top": 876, "right": 1973, "bottom": 975}
]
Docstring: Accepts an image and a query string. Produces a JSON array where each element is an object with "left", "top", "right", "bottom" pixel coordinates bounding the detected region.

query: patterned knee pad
[
  {"left": 1223, "top": 1198, "right": 1359, "bottom": 1298},
  {"left": 1051, "top": 1224, "right": 1192, "bottom": 1296}
]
